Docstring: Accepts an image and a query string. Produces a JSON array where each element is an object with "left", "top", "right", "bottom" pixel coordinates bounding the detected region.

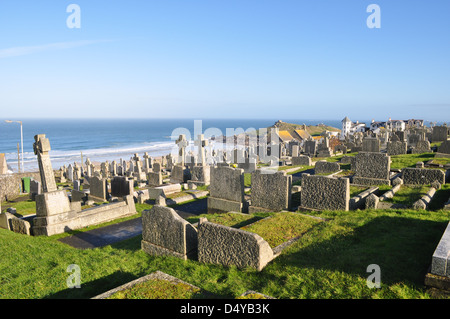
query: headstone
[
  {"left": 412, "top": 140, "right": 432, "bottom": 154},
  {"left": 0, "top": 153, "right": 8, "bottom": 175},
  {"left": 197, "top": 218, "right": 273, "bottom": 271},
  {"left": 175, "top": 134, "right": 189, "bottom": 166},
  {"left": 67, "top": 164, "right": 74, "bottom": 182},
  {"left": 314, "top": 161, "right": 340, "bottom": 175},
  {"left": 352, "top": 152, "right": 391, "bottom": 186},
  {"left": 152, "top": 162, "right": 161, "bottom": 173},
  {"left": 111, "top": 176, "right": 134, "bottom": 197},
  {"left": 249, "top": 170, "right": 292, "bottom": 213},
  {"left": 362, "top": 137, "right": 381, "bottom": 153},
  {"left": 141, "top": 205, "right": 198, "bottom": 260},
  {"left": 291, "top": 155, "right": 312, "bottom": 166},
  {"left": 147, "top": 171, "right": 163, "bottom": 187},
  {"left": 194, "top": 134, "right": 209, "bottom": 166},
  {"left": 170, "top": 165, "right": 188, "bottom": 184},
  {"left": 33, "top": 134, "right": 57, "bottom": 193},
  {"left": 208, "top": 166, "right": 246, "bottom": 213},
  {"left": 432, "top": 126, "right": 448, "bottom": 142},
  {"left": 402, "top": 168, "right": 445, "bottom": 186},
  {"left": 316, "top": 137, "right": 332, "bottom": 157},
  {"left": 387, "top": 141, "right": 407, "bottom": 156},
  {"left": 90, "top": 176, "right": 108, "bottom": 201},
  {"left": 30, "top": 179, "right": 42, "bottom": 201},
  {"left": 301, "top": 175, "right": 350, "bottom": 211},
  {"left": 190, "top": 165, "right": 210, "bottom": 185},
  {"left": 304, "top": 140, "right": 317, "bottom": 157},
  {"left": 291, "top": 144, "right": 300, "bottom": 157}
]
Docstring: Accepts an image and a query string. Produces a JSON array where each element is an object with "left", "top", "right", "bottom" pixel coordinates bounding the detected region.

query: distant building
[
  {"left": 340, "top": 117, "right": 366, "bottom": 140},
  {"left": 386, "top": 118, "right": 406, "bottom": 131}
]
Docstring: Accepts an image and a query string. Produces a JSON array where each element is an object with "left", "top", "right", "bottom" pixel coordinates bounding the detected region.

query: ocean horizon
[{"left": 0, "top": 117, "right": 442, "bottom": 173}]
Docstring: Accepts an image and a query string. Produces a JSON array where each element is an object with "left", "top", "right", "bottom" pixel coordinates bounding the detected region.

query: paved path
[{"left": 58, "top": 198, "right": 208, "bottom": 249}]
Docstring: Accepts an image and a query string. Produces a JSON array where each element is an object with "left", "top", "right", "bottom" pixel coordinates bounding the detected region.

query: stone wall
[
  {"left": 402, "top": 168, "right": 445, "bottom": 185},
  {"left": 300, "top": 175, "right": 350, "bottom": 211},
  {"left": 0, "top": 172, "right": 41, "bottom": 201}
]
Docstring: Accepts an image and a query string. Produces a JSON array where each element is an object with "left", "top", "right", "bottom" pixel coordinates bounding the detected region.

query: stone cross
[
  {"left": 175, "top": 134, "right": 189, "bottom": 166},
  {"left": 143, "top": 152, "right": 152, "bottom": 173},
  {"left": 85, "top": 158, "right": 92, "bottom": 177},
  {"left": 33, "top": 134, "right": 57, "bottom": 193},
  {"left": 194, "top": 134, "right": 209, "bottom": 166},
  {"left": 133, "top": 153, "right": 142, "bottom": 173}
]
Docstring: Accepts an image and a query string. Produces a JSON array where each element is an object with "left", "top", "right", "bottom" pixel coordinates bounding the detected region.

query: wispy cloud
[{"left": 0, "top": 39, "right": 113, "bottom": 59}]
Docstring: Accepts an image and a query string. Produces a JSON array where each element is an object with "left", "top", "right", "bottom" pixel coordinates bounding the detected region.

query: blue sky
[{"left": 0, "top": 0, "right": 449, "bottom": 121}]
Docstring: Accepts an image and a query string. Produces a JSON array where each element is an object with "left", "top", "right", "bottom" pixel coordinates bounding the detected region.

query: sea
[{"left": 0, "top": 118, "right": 347, "bottom": 173}]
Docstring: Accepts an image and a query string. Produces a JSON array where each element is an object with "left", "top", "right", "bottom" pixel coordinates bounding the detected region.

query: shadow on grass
[
  {"left": 277, "top": 215, "right": 448, "bottom": 287},
  {"left": 44, "top": 271, "right": 139, "bottom": 299}
]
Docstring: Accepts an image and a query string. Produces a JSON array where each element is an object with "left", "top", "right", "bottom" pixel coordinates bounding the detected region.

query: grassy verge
[
  {"left": 1, "top": 207, "right": 450, "bottom": 299},
  {"left": 383, "top": 185, "right": 430, "bottom": 207}
]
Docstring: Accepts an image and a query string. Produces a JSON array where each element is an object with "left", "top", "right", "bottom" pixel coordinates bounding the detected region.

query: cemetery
[{"left": 2, "top": 122, "right": 450, "bottom": 299}]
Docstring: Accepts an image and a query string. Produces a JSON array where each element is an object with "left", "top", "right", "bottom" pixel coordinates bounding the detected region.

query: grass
[
  {"left": 383, "top": 185, "right": 430, "bottom": 207},
  {"left": 240, "top": 212, "right": 322, "bottom": 248},
  {"left": 106, "top": 278, "right": 205, "bottom": 299},
  {"left": 1, "top": 208, "right": 449, "bottom": 299},
  {"left": 186, "top": 212, "right": 268, "bottom": 228},
  {"left": 390, "top": 153, "right": 450, "bottom": 170},
  {"left": 1, "top": 197, "right": 36, "bottom": 216},
  {"left": 350, "top": 186, "right": 369, "bottom": 198}
]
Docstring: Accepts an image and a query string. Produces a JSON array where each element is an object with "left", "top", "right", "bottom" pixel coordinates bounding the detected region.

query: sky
[{"left": 0, "top": 0, "right": 449, "bottom": 122}]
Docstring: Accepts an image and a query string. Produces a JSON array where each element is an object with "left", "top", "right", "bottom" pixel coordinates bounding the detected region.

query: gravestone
[
  {"left": 29, "top": 179, "right": 41, "bottom": 200},
  {"left": 352, "top": 152, "right": 391, "bottom": 185},
  {"left": 90, "top": 176, "right": 108, "bottom": 201},
  {"left": 316, "top": 137, "right": 332, "bottom": 158},
  {"left": 412, "top": 140, "right": 432, "bottom": 154},
  {"left": 402, "top": 168, "right": 445, "bottom": 186},
  {"left": 301, "top": 175, "right": 350, "bottom": 211},
  {"left": 437, "top": 141, "right": 450, "bottom": 158},
  {"left": 143, "top": 152, "right": 152, "bottom": 173},
  {"left": 110, "top": 176, "right": 134, "bottom": 197},
  {"left": 85, "top": 158, "right": 92, "bottom": 177},
  {"left": 141, "top": 205, "right": 198, "bottom": 260},
  {"left": 208, "top": 166, "right": 246, "bottom": 213},
  {"left": 362, "top": 137, "right": 381, "bottom": 153},
  {"left": 291, "top": 144, "right": 300, "bottom": 157},
  {"left": 387, "top": 141, "right": 407, "bottom": 156},
  {"left": 152, "top": 162, "right": 161, "bottom": 173},
  {"left": 291, "top": 155, "right": 312, "bottom": 166},
  {"left": 432, "top": 126, "right": 448, "bottom": 142},
  {"left": 314, "top": 161, "right": 340, "bottom": 175},
  {"left": 175, "top": 134, "right": 189, "bottom": 166},
  {"left": 249, "top": 170, "right": 292, "bottom": 213},
  {"left": 170, "top": 165, "right": 188, "bottom": 184},
  {"left": 304, "top": 140, "right": 317, "bottom": 156},
  {"left": 147, "top": 171, "right": 163, "bottom": 187},
  {"left": 197, "top": 218, "right": 273, "bottom": 271},
  {"left": 190, "top": 166, "right": 210, "bottom": 185},
  {"left": 33, "top": 134, "right": 57, "bottom": 193},
  {"left": 0, "top": 153, "right": 8, "bottom": 174}
]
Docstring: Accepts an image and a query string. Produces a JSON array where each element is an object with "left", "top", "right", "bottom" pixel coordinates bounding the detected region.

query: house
[
  {"left": 340, "top": 117, "right": 367, "bottom": 140},
  {"left": 386, "top": 119, "right": 406, "bottom": 131}
]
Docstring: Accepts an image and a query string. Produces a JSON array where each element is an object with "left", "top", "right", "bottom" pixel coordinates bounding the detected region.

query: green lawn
[
  {"left": 383, "top": 185, "right": 431, "bottom": 207},
  {"left": 1, "top": 207, "right": 450, "bottom": 299}
]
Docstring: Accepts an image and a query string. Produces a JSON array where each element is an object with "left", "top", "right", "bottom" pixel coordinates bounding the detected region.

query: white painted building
[{"left": 340, "top": 117, "right": 367, "bottom": 140}]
